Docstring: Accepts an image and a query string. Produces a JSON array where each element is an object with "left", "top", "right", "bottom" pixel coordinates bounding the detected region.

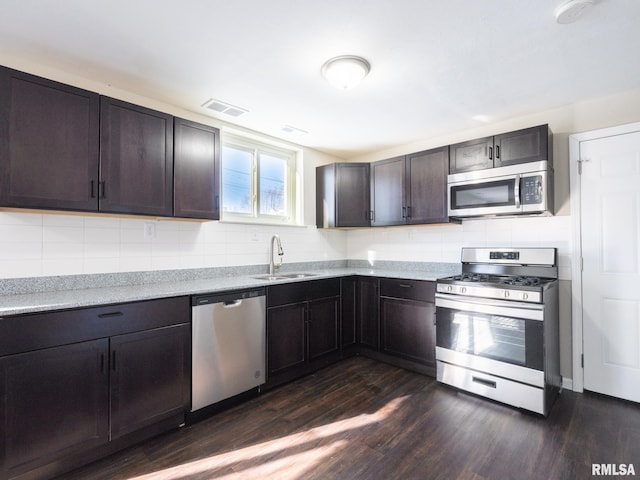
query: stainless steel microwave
[{"left": 448, "top": 161, "right": 553, "bottom": 218}]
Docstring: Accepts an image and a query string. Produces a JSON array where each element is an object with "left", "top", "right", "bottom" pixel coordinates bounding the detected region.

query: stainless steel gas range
[{"left": 435, "top": 247, "right": 561, "bottom": 416}]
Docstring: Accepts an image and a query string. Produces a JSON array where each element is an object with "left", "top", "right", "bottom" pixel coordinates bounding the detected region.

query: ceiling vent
[
  {"left": 202, "top": 98, "right": 249, "bottom": 117},
  {"left": 281, "top": 125, "right": 308, "bottom": 135}
]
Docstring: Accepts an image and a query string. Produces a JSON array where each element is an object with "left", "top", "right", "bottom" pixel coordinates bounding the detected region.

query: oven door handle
[
  {"left": 435, "top": 294, "right": 544, "bottom": 321},
  {"left": 514, "top": 174, "right": 521, "bottom": 209}
]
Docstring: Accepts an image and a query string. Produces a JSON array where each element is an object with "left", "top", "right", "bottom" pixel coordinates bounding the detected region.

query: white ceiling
[{"left": 1, "top": 0, "right": 639, "bottom": 158}]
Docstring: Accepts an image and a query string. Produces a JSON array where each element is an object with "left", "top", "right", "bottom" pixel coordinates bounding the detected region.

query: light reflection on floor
[{"left": 128, "top": 396, "right": 409, "bottom": 480}]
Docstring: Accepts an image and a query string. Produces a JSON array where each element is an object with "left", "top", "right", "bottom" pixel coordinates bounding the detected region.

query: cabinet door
[
  {"left": 0, "top": 66, "right": 100, "bottom": 211},
  {"left": 405, "top": 146, "right": 449, "bottom": 224},
  {"left": 357, "top": 277, "right": 379, "bottom": 350},
  {"left": 110, "top": 324, "right": 189, "bottom": 440},
  {"left": 308, "top": 296, "right": 340, "bottom": 362},
  {"left": 336, "top": 163, "right": 371, "bottom": 227},
  {"left": 174, "top": 118, "right": 220, "bottom": 219},
  {"left": 380, "top": 297, "right": 436, "bottom": 370},
  {"left": 494, "top": 124, "right": 550, "bottom": 168},
  {"left": 267, "top": 303, "right": 307, "bottom": 378},
  {"left": 0, "top": 340, "right": 109, "bottom": 480},
  {"left": 449, "top": 136, "right": 494, "bottom": 174},
  {"left": 316, "top": 164, "right": 336, "bottom": 228},
  {"left": 370, "top": 156, "right": 405, "bottom": 226},
  {"left": 99, "top": 97, "right": 174, "bottom": 216},
  {"left": 341, "top": 277, "right": 357, "bottom": 349}
]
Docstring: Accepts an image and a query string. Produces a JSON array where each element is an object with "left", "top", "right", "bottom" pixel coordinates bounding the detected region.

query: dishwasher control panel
[{"left": 193, "top": 288, "right": 265, "bottom": 306}]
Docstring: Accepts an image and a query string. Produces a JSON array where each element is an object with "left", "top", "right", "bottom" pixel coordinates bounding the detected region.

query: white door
[{"left": 578, "top": 127, "right": 640, "bottom": 402}]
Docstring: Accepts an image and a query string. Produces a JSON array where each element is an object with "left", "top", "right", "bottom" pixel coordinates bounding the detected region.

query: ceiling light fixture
[
  {"left": 554, "top": 0, "right": 594, "bottom": 24},
  {"left": 321, "top": 55, "right": 371, "bottom": 90}
]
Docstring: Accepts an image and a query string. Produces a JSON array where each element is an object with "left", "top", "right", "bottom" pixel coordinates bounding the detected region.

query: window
[{"left": 221, "top": 134, "right": 299, "bottom": 224}]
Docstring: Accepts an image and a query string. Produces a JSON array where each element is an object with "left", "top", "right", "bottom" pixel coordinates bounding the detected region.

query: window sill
[{"left": 219, "top": 218, "right": 309, "bottom": 229}]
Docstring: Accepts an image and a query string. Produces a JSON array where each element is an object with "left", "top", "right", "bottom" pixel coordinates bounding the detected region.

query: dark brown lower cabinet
[
  {"left": 340, "top": 277, "right": 358, "bottom": 354},
  {"left": 357, "top": 276, "right": 379, "bottom": 350},
  {"left": 266, "top": 279, "right": 341, "bottom": 388},
  {"left": 267, "top": 302, "right": 307, "bottom": 378},
  {"left": 0, "top": 297, "right": 190, "bottom": 480},
  {"left": 308, "top": 297, "right": 340, "bottom": 362},
  {"left": 0, "top": 340, "right": 109, "bottom": 480},
  {"left": 379, "top": 278, "right": 436, "bottom": 376},
  {"left": 380, "top": 297, "right": 436, "bottom": 365},
  {"left": 110, "top": 324, "right": 190, "bottom": 440}
]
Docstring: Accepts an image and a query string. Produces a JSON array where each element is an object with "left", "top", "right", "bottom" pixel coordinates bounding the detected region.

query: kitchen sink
[
  {"left": 279, "top": 272, "right": 318, "bottom": 278},
  {"left": 251, "top": 274, "right": 289, "bottom": 281},
  {"left": 251, "top": 272, "right": 318, "bottom": 281}
]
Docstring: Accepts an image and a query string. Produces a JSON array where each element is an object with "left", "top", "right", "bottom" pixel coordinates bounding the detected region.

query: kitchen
[{"left": 1, "top": 1, "right": 640, "bottom": 479}]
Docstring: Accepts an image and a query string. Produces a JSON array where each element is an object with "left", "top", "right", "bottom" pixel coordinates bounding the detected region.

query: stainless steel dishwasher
[{"left": 191, "top": 288, "right": 266, "bottom": 412}]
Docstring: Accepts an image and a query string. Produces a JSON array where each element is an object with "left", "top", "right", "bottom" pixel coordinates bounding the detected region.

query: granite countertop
[{"left": 0, "top": 261, "right": 460, "bottom": 317}]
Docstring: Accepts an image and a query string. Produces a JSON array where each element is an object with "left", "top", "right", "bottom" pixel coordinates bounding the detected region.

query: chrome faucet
[{"left": 269, "top": 234, "right": 284, "bottom": 275}]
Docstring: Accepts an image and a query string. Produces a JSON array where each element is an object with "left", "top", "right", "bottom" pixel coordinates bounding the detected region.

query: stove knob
[
  {"left": 523, "top": 293, "right": 529, "bottom": 300},
  {"left": 447, "top": 285, "right": 453, "bottom": 292},
  {"left": 504, "top": 290, "right": 510, "bottom": 298},
  {"left": 460, "top": 287, "right": 467, "bottom": 294}
]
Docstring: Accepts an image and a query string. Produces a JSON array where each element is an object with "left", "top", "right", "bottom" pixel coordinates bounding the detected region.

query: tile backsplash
[
  {"left": 0, "top": 211, "right": 572, "bottom": 280},
  {"left": 347, "top": 215, "right": 572, "bottom": 280},
  {"left": 0, "top": 212, "right": 346, "bottom": 279}
]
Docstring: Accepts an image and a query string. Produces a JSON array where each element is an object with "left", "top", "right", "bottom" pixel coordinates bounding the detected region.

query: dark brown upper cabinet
[
  {"left": 173, "top": 117, "right": 220, "bottom": 219},
  {"left": 371, "top": 146, "right": 449, "bottom": 226},
  {"left": 370, "top": 156, "right": 405, "bottom": 226},
  {"left": 1, "top": 66, "right": 226, "bottom": 220},
  {"left": 0, "top": 66, "right": 100, "bottom": 211},
  {"left": 449, "top": 136, "right": 494, "bottom": 174},
  {"left": 493, "top": 124, "right": 551, "bottom": 168},
  {"left": 449, "top": 124, "right": 551, "bottom": 174},
  {"left": 99, "top": 97, "right": 174, "bottom": 216},
  {"left": 316, "top": 162, "right": 371, "bottom": 228}
]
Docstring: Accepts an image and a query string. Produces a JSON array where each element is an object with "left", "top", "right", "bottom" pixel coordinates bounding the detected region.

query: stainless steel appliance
[
  {"left": 448, "top": 161, "right": 553, "bottom": 218},
  {"left": 435, "top": 248, "right": 560, "bottom": 415},
  {"left": 191, "top": 288, "right": 266, "bottom": 413}
]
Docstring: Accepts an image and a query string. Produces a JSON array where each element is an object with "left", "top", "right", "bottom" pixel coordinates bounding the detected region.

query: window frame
[{"left": 221, "top": 133, "right": 300, "bottom": 225}]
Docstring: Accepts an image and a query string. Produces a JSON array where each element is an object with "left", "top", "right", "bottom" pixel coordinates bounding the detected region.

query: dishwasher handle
[{"left": 223, "top": 299, "right": 243, "bottom": 308}]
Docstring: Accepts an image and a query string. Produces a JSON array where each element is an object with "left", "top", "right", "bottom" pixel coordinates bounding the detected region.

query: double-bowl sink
[{"left": 251, "top": 272, "right": 318, "bottom": 281}]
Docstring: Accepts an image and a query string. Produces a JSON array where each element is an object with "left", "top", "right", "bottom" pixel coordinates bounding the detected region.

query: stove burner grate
[
  {"left": 452, "top": 273, "right": 490, "bottom": 282},
  {"left": 499, "top": 276, "right": 542, "bottom": 287}
]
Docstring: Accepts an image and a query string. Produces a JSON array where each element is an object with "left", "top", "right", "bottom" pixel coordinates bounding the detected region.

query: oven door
[{"left": 435, "top": 294, "right": 544, "bottom": 372}]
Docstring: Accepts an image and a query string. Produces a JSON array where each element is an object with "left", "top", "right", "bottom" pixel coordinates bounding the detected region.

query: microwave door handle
[{"left": 514, "top": 174, "right": 521, "bottom": 209}]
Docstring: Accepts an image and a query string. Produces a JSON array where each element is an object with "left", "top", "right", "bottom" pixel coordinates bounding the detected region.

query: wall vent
[{"left": 202, "top": 98, "right": 249, "bottom": 117}]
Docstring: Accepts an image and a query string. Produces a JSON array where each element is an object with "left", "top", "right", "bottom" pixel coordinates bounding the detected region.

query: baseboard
[{"left": 562, "top": 377, "right": 574, "bottom": 391}]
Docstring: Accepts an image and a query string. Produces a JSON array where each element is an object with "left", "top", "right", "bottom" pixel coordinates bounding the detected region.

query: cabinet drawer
[
  {"left": 267, "top": 278, "right": 341, "bottom": 307},
  {"left": 379, "top": 278, "right": 435, "bottom": 302},
  {"left": 437, "top": 361, "right": 545, "bottom": 415},
  {"left": 0, "top": 296, "right": 190, "bottom": 356}
]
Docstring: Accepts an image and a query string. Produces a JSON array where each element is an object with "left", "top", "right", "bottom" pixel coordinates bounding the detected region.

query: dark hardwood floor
[{"left": 61, "top": 356, "right": 640, "bottom": 480}]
